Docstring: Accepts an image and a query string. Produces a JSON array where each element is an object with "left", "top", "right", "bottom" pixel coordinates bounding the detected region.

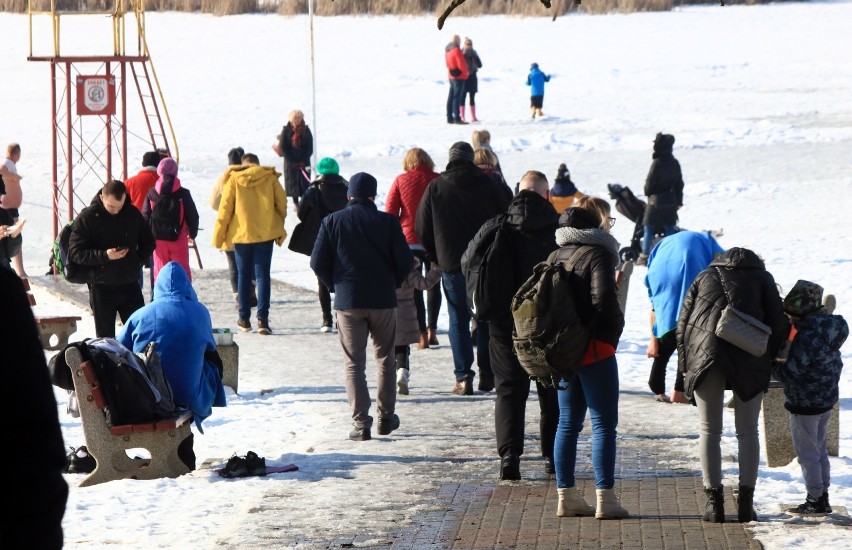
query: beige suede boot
[
  {"left": 557, "top": 487, "right": 595, "bottom": 517},
  {"left": 595, "top": 489, "right": 629, "bottom": 519}
]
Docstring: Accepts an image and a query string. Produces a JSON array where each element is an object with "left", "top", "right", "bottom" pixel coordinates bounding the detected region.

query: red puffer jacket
[
  {"left": 385, "top": 164, "right": 439, "bottom": 244},
  {"left": 445, "top": 45, "right": 469, "bottom": 81}
]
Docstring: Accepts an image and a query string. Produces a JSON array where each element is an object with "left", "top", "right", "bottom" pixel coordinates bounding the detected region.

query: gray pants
[
  {"left": 337, "top": 308, "right": 397, "bottom": 428},
  {"left": 693, "top": 368, "right": 763, "bottom": 488},
  {"left": 790, "top": 411, "right": 832, "bottom": 498}
]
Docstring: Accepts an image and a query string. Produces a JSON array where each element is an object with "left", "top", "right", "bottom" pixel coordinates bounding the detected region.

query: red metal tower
[{"left": 27, "top": 0, "right": 177, "bottom": 240}]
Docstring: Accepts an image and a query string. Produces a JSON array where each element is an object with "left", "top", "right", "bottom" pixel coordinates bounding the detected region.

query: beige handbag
[{"left": 714, "top": 268, "right": 771, "bottom": 357}]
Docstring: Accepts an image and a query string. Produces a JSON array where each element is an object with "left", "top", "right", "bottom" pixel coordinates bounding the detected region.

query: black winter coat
[
  {"left": 643, "top": 149, "right": 684, "bottom": 227},
  {"left": 489, "top": 190, "right": 559, "bottom": 331},
  {"left": 310, "top": 198, "right": 414, "bottom": 310},
  {"left": 677, "top": 247, "right": 789, "bottom": 401},
  {"left": 279, "top": 123, "right": 314, "bottom": 199},
  {"left": 554, "top": 240, "right": 625, "bottom": 349},
  {"left": 289, "top": 174, "right": 349, "bottom": 256},
  {"left": 0, "top": 269, "right": 68, "bottom": 548},
  {"left": 68, "top": 192, "right": 156, "bottom": 286},
  {"left": 415, "top": 160, "right": 512, "bottom": 271}
]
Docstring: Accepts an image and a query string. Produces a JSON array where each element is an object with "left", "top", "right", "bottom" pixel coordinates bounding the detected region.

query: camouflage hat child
[
  {"left": 316, "top": 157, "right": 340, "bottom": 176},
  {"left": 783, "top": 279, "right": 824, "bottom": 317}
]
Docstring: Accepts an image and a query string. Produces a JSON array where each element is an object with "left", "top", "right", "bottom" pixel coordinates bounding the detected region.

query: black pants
[
  {"left": 489, "top": 324, "right": 559, "bottom": 458},
  {"left": 318, "top": 277, "right": 332, "bottom": 326},
  {"left": 648, "top": 330, "right": 684, "bottom": 395},
  {"left": 90, "top": 281, "right": 145, "bottom": 338}
]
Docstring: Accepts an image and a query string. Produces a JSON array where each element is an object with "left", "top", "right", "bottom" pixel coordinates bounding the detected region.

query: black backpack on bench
[{"left": 50, "top": 338, "right": 180, "bottom": 426}]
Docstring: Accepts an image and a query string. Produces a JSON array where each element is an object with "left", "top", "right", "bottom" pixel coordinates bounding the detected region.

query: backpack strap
[{"left": 548, "top": 245, "right": 594, "bottom": 271}]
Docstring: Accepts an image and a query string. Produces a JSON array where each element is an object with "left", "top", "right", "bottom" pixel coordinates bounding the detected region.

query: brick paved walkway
[{"left": 34, "top": 270, "right": 764, "bottom": 549}]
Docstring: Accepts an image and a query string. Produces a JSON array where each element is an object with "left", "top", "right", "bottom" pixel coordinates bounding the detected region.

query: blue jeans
[
  {"left": 642, "top": 224, "right": 677, "bottom": 255},
  {"left": 234, "top": 240, "right": 273, "bottom": 320},
  {"left": 442, "top": 271, "right": 474, "bottom": 382},
  {"left": 446, "top": 79, "right": 466, "bottom": 122},
  {"left": 554, "top": 355, "right": 620, "bottom": 489}
]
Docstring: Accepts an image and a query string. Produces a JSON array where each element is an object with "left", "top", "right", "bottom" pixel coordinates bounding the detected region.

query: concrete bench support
[
  {"left": 762, "top": 381, "right": 839, "bottom": 468},
  {"left": 217, "top": 342, "right": 239, "bottom": 394},
  {"left": 34, "top": 316, "right": 82, "bottom": 351},
  {"left": 65, "top": 346, "right": 193, "bottom": 487}
]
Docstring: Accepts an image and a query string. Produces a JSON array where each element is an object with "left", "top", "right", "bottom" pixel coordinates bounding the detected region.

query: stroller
[{"left": 607, "top": 183, "right": 675, "bottom": 263}]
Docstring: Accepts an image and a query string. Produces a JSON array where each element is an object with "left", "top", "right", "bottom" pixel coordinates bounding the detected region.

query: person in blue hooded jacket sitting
[{"left": 118, "top": 261, "right": 226, "bottom": 469}]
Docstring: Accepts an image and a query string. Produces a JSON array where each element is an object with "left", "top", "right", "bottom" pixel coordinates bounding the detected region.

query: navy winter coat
[{"left": 311, "top": 198, "right": 414, "bottom": 310}]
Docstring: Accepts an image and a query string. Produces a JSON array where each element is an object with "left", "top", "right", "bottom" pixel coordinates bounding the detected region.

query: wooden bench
[
  {"left": 65, "top": 346, "right": 194, "bottom": 487},
  {"left": 21, "top": 277, "right": 82, "bottom": 350}
]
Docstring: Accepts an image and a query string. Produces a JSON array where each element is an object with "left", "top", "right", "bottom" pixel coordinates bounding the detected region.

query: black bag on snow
[
  {"left": 511, "top": 246, "right": 594, "bottom": 384},
  {"left": 460, "top": 213, "right": 511, "bottom": 322},
  {"left": 150, "top": 192, "right": 183, "bottom": 241},
  {"left": 50, "top": 338, "right": 180, "bottom": 426}
]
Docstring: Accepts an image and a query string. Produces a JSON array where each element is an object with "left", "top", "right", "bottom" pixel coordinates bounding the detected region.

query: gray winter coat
[
  {"left": 395, "top": 264, "right": 442, "bottom": 346},
  {"left": 676, "top": 247, "right": 789, "bottom": 401}
]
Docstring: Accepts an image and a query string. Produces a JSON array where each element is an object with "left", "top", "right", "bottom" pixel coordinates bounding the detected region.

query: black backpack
[
  {"left": 50, "top": 338, "right": 180, "bottom": 426},
  {"left": 51, "top": 221, "right": 90, "bottom": 284},
  {"left": 150, "top": 192, "right": 183, "bottom": 241},
  {"left": 511, "top": 246, "right": 594, "bottom": 386},
  {"left": 460, "top": 213, "right": 511, "bottom": 322}
]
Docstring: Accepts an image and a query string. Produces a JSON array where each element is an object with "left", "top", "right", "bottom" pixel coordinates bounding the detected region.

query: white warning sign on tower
[{"left": 77, "top": 75, "right": 116, "bottom": 115}]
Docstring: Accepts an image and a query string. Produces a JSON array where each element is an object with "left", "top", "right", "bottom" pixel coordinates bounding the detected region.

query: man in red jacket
[
  {"left": 125, "top": 151, "right": 163, "bottom": 211},
  {"left": 445, "top": 35, "right": 469, "bottom": 125}
]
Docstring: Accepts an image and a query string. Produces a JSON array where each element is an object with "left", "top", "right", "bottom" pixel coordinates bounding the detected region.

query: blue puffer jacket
[
  {"left": 118, "top": 262, "right": 226, "bottom": 431},
  {"left": 773, "top": 312, "right": 848, "bottom": 414}
]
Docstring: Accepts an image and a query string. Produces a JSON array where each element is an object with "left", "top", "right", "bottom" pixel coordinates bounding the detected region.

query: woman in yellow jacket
[
  {"left": 213, "top": 153, "right": 287, "bottom": 335},
  {"left": 549, "top": 163, "right": 584, "bottom": 214}
]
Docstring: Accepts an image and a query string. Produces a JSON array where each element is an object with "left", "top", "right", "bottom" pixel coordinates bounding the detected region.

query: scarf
[
  {"left": 554, "top": 226, "right": 620, "bottom": 266},
  {"left": 291, "top": 122, "right": 306, "bottom": 148}
]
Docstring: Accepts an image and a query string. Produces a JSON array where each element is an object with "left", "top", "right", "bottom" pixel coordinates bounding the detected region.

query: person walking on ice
[{"left": 526, "top": 63, "right": 551, "bottom": 119}]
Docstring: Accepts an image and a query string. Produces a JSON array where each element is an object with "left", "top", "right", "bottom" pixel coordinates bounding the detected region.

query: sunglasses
[{"left": 607, "top": 217, "right": 616, "bottom": 228}]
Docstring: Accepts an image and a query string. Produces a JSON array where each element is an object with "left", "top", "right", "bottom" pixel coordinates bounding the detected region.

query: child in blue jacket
[
  {"left": 526, "top": 63, "right": 551, "bottom": 119},
  {"left": 773, "top": 280, "right": 848, "bottom": 515}
]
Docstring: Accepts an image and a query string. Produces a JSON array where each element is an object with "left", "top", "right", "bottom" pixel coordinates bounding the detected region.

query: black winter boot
[
  {"left": 820, "top": 491, "right": 832, "bottom": 513},
  {"left": 702, "top": 486, "right": 725, "bottom": 523},
  {"left": 734, "top": 485, "right": 757, "bottom": 523}
]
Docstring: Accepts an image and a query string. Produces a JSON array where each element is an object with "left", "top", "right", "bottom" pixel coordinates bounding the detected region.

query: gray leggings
[{"left": 693, "top": 368, "right": 763, "bottom": 488}]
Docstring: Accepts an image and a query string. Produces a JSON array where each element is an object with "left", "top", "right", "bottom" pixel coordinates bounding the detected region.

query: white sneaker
[
  {"left": 320, "top": 324, "right": 333, "bottom": 333},
  {"left": 397, "top": 368, "right": 410, "bottom": 395}
]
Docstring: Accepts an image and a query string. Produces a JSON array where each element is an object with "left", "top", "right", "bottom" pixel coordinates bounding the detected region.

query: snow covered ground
[{"left": 2, "top": 1, "right": 851, "bottom": 547}]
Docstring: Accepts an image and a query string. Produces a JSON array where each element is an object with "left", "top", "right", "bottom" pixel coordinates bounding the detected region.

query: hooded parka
[
  {"left": 676, "top": 247, "right": 789, "bottom": 402},
  {"left": 212, "top": 164, "right": 287, "bottom": 249}
]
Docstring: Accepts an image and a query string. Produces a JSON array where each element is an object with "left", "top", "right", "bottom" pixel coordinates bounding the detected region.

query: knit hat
[
  {"left": 530, "top": 62, "right": 539, "bottom": 70},
  {"left": 558, "top": 207, "right": 599, "bottom": 230},
  {"left": 448, "top": 141, "right": 475, "bottom": 164},
  {"left": 348, "top": 172, "right": 378, "bottom": 198},
  {"left": 556, "top": 163, "right": 570, "bottom": 181},
  {"left": 227, "top": 147, "right": 244, "bottom": 166},
  {"left": 316, "top": 157, "right": 340, "bottom": 176},
  {"left": 142, "top": 151, "right": 161, "bottom": 168},
  {"left": 783, "top": 280, "right": 824, "bottom": 317},
  {"left": 157, "top": 157, "right": 178, "bottom": 177}
]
